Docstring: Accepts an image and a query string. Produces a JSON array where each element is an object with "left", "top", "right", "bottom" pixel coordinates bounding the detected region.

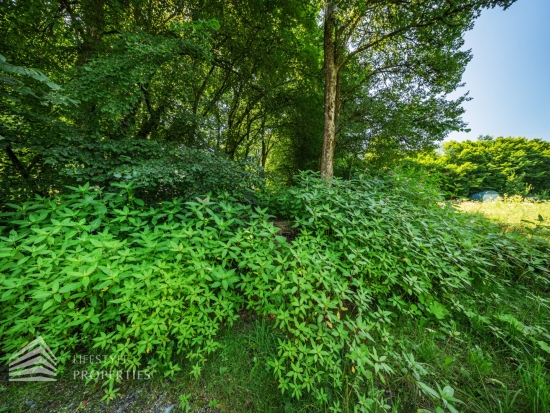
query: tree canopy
[
  {"left": 410, "top": 136, "right": 550, "bottom": 197},
  {"left": 318, "top": 0, "right": 516, "bottom": 178},
  {"left": 0, "top": 0, "right": 518, "bottom": 201}
]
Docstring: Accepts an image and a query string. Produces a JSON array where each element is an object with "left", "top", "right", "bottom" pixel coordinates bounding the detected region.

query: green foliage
[
  {"left": 318, "top": 0, "right": 518, "bottom": 178},
  {"left": 0, "top": 54, "right": 77, "bottom": 202},
  {"left": 0, "top": 0, "right": 322, "bottom": 201},
  {"left": 259, "top": 171, "right": 549, "bottom": 409},
  {"left": 410, "top": 137, "right": 550, "bottom": 197},
  {"left": 1, "top": 172, "right": 548, "bottom": 411},
  {"left": 4, "top": 0, "right": 509, "bottom": 195},
  {"left": 179, "top": 393, "right": 192, "bottom": 412},
  {"left": 0, "top": 54, "right": 75, "bottom": 107},
  {"left": 1, "top": 1, "right": 546, "bottom": 411},
  {"left": 67, "top": 24, "right": 214, "bottom": 141},
  {"left": 47, "top": 139, "right": 265, "bottom": 203},
  {"left": 0, "top": 180, "right": 288, "bottom": 404}
]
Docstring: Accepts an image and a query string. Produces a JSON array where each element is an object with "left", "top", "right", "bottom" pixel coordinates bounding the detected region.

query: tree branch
[
  {"left": 338, "top": 2, "right": 475, "bottom": 70},
  {"left": 4, "top": 146, "right": 44, "bottom": 195}
]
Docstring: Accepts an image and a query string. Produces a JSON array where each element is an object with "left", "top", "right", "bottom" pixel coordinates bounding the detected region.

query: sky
[{"left": 446, "top": 0, "right": 550, "bottom": 142}]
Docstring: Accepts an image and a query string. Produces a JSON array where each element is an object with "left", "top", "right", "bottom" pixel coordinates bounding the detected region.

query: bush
[
  {"left": 409, "top": 137, "right": 550, "bottom": 197},
  {"left": 1, "top": 173, "right": 549, "bottom": 410},
  {"left": 47, "top": 139, "right": 265, "bottom": 204}
]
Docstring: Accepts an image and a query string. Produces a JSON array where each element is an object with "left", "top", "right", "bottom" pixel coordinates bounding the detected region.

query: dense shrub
[
  {"left": 47, "top": 140, "right": 265, "bottom": 204},
  {"left": 409, "top": 137, "right": 550, "bottom": 197},
  {"left": 1, "top": 173, "right": 549, "bottom": 410}
]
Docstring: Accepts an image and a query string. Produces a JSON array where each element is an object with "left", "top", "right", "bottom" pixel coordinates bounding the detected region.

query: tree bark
[{"left": 320, "top": 2, "right": 338, "bottom": 180}]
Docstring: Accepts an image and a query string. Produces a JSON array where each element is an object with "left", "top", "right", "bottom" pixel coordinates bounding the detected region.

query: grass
[
  {"left": 2, "top": 289, "right": 549, "bottom": 413},
  {"left": 0, "top": 317, "right": 289, "bottom": 413},
  {"left": 458, "top": 197, "right": 550, "bottom": 241}
]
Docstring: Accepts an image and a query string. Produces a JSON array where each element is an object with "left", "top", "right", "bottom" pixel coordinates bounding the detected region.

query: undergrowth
[{"left": 0, "top": 171, "right": 548, "bottom": 412}]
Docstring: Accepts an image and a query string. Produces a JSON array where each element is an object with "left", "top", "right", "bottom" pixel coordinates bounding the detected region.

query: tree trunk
[
  {"left": 320, "top": 2, "right": 338, "bottom": 180},
  {"left": 261, "top": 138, "right": 272, "bottom": 168},
  {"left": 62, "top": 0, "right": 106, "bottom": 66}
]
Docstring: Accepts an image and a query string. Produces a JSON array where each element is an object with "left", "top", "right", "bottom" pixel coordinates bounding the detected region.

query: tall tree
[
  {"left": 320, "top": 0, "right": 517, "bottom": 179},
  {"left": 0, "top": 0, "right": 322, "bottom": 199}
]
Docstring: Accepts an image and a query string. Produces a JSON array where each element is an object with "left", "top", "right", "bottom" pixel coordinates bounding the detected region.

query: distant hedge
[{"left": 409, "top": 136, "right": 550, "bottom": 197}]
